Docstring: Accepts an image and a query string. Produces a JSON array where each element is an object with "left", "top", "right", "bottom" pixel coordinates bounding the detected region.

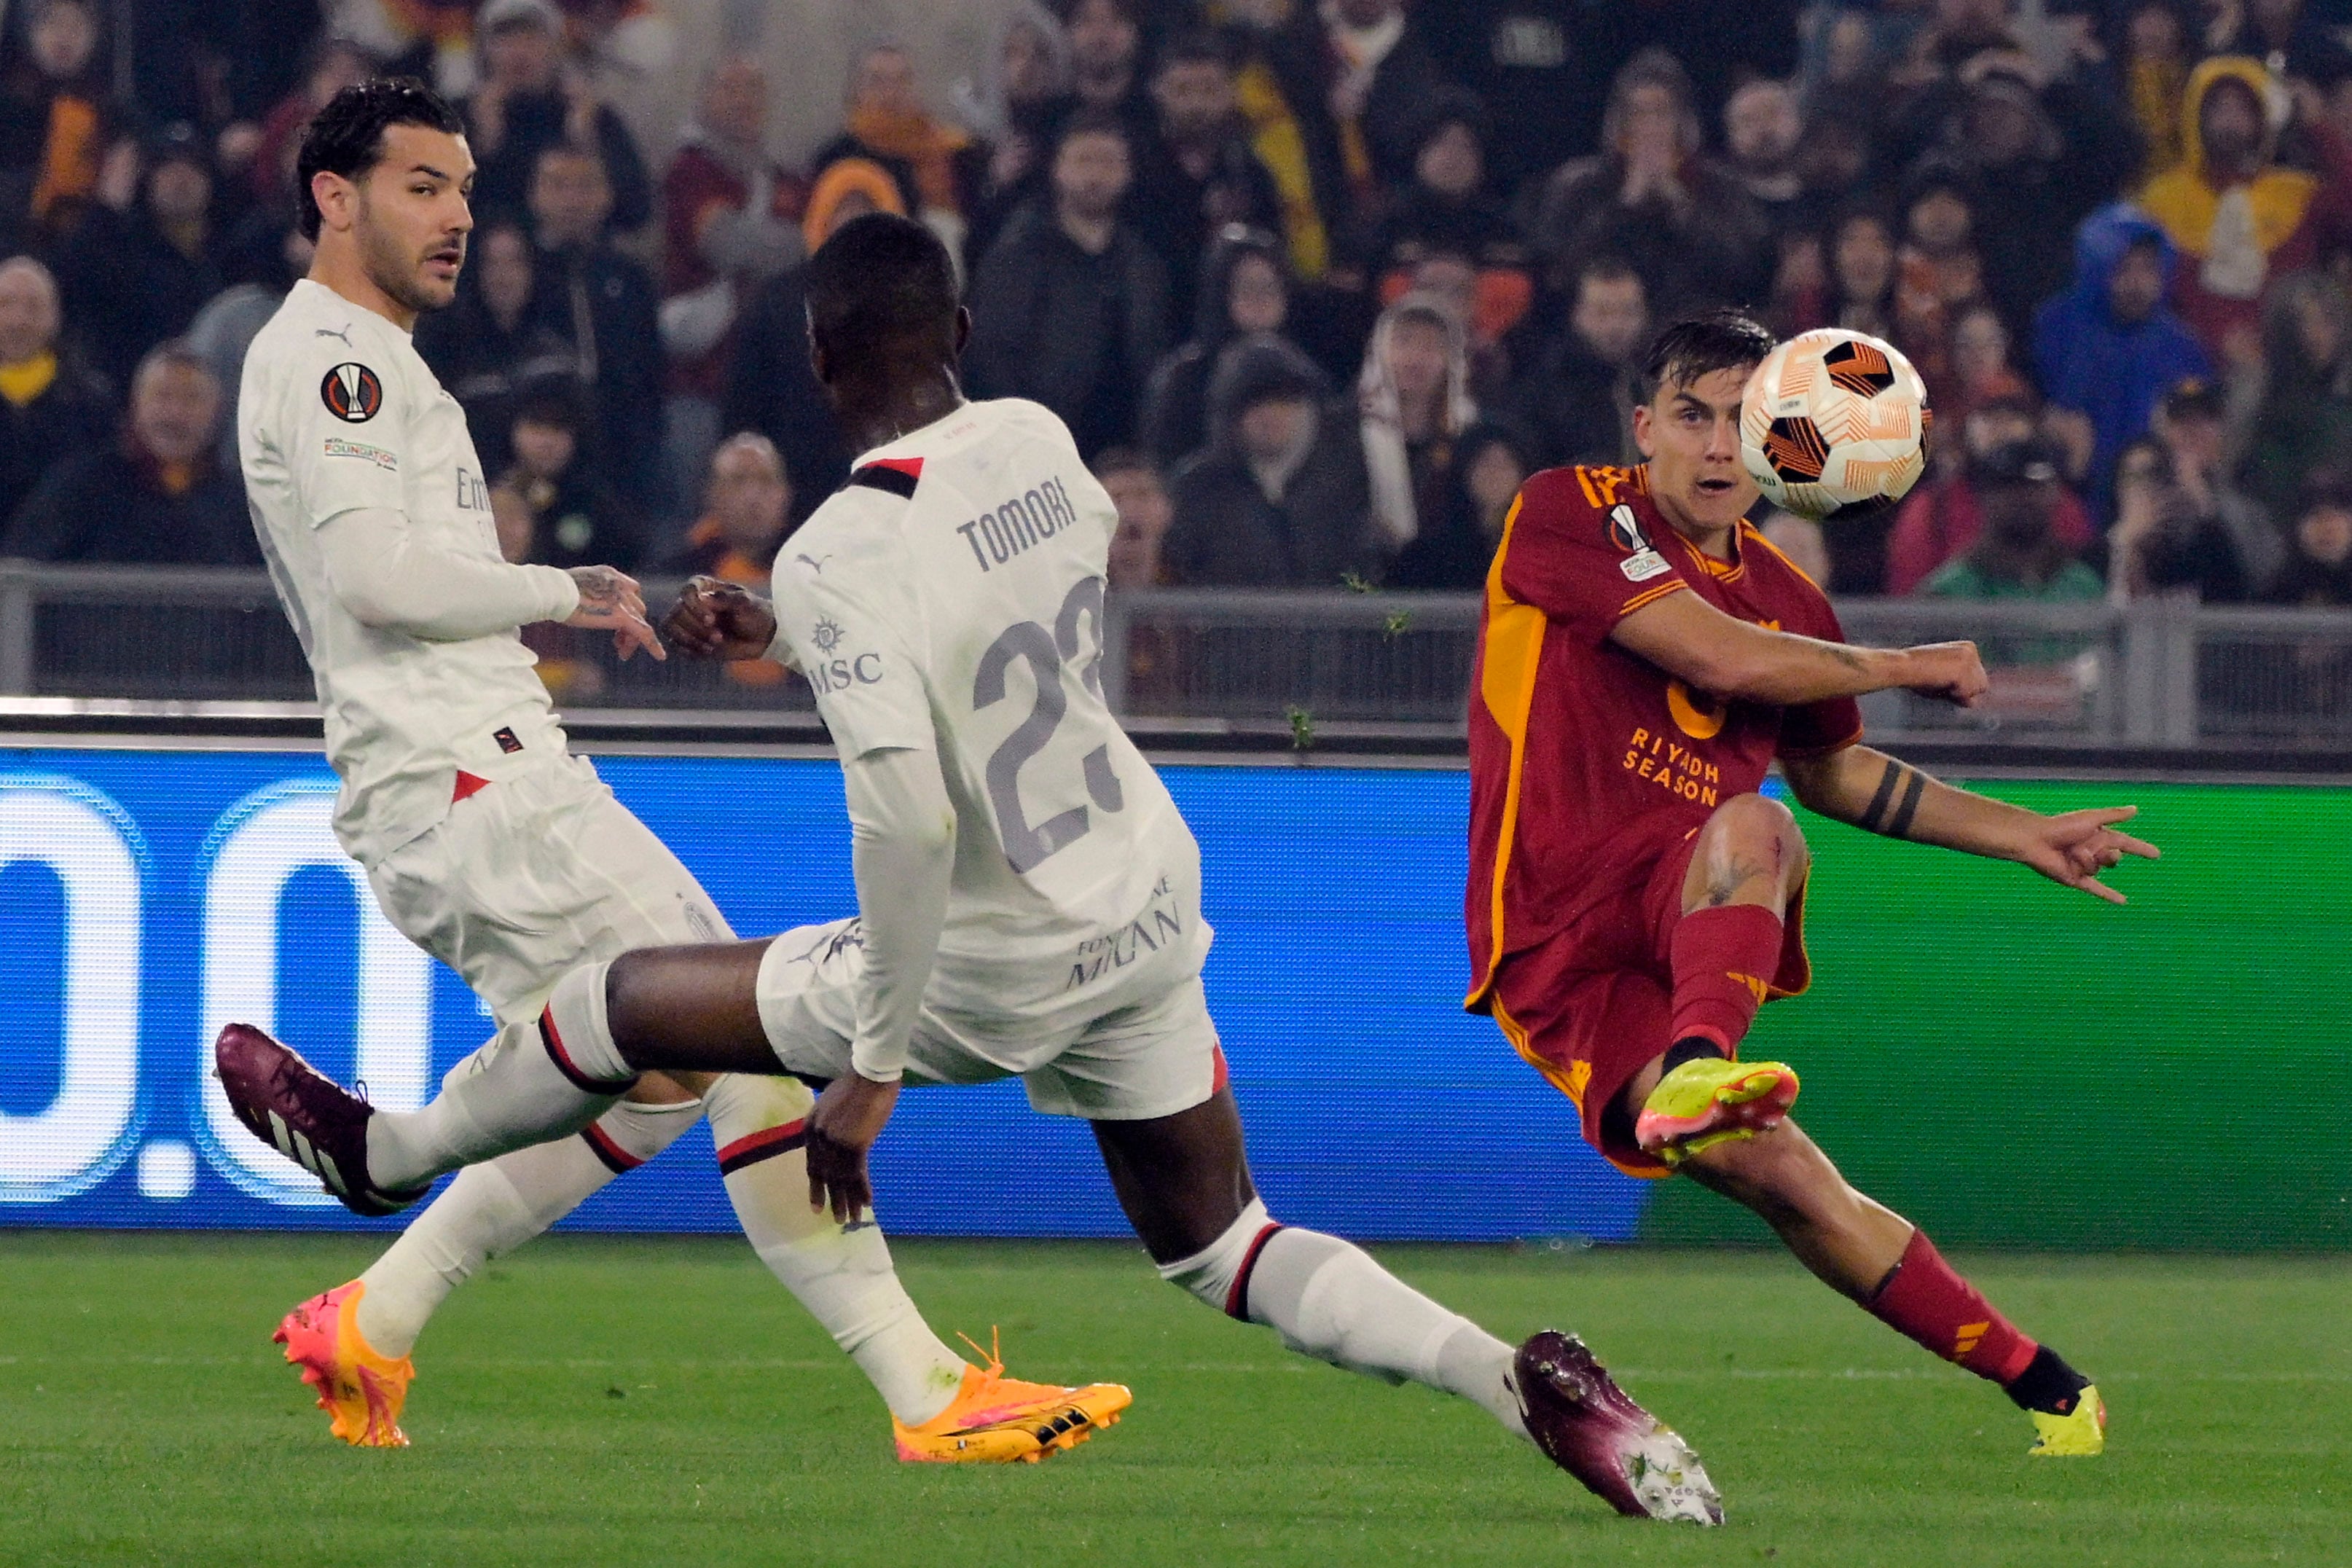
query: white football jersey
[
  {"left": 769, "top": 399, "right": 1209, "bottom": 1034},
  {"left": 240, "top": 280, "right": 571, "bottom": 866}
]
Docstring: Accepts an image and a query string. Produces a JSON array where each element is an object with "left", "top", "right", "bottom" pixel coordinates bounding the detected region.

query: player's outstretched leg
[
  {"left": 1095, "top": 1091, "right": 1722, "bottom": 1524},
  {"left": 1610, "top": 793, "right": 2103, "bottom": 1457},
  {"left": 1676, "top": 1118, "right": 2104, "bottom": 1457},
  {"left": 214, "top": 963, "right": 651, "bottom": 1210}
]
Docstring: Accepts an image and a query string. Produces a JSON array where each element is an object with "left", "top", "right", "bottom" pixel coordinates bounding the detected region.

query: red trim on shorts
[
  {"left": 538, "top": 1009, "right": 635, "bottom": 1094},
  {"left": 716, "top": 1119, "right": 809, "bottom": 1176},
  {"left": 452, "top": 770, "right": 490, "bottom": 803},
  {"left": 579, "top": 1121, "right": 644, "bottom": 1174},
  {"left": 1211, "top": 1043, "right": 1230, "bottom": 1095},
  {"left": 1224, "top": 1221, "right": 1285, "bottom": 1320}
]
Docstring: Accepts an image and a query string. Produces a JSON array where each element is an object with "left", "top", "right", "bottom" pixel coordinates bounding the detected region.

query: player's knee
[
  {"left": 1711, "top": 792, "right": 1798, "bottom": 853},
  {"left": 1156, "top": 1196, "right": 1276, "bottom": 1316}
]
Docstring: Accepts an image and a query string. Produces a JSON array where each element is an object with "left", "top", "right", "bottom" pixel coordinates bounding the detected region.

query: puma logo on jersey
[
  {"left": 955, "top": 474, "right": 1080, "bottom": 573},
  {"left": 313, "top": 324, "right": 353, "bottom": 346}
]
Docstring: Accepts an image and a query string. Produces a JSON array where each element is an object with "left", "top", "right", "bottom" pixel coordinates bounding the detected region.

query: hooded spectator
[
  {"left": 463, "top": 0, "right": 651, "bottom": 231},
  {"left": 2137, "top": 55, "right": 2352, "bottom": 357},
  {"left": 2267, "top": 471, "right": 2352, "bottom": 607},
  {"left": 1140, "top": 226, "right": 1295, "bottom": 466},
  {"left": 0, "top": 0, "right": 118, "bottom": 241},
  {"left": 1357, "top": 293, "right": 1478, "bottom": 554},
  {"left": 527, "top": 140, "right": 662, "bottom": 508},
  {"left": 660, "top": 56, "right": 807, "bottom": 509},
  {"left": 965, "top": 111, "right": 1170, "bottom": 458},
  {"left": 1886, "top": 394, "right": 2101, "bottom": 595},
  {"left": 51, "top": 125, "right": 227, "bottom": 391},
  {"left": 1508, "top": 252, "right": 1647, "bottom": 469},
  {"left": 812, "top": 44, "right": 985, "bottom": 258},
  {"left": 722, "top": 162, "right": 906, "bottom": 528},
  {"left": 2109, "top": 377, "right": 2286, "bottom": 605},
  {"left": 0, "top": 254, "right": 109, "bottom": 524},
  {"left": 1921, "top": 436, "right": 2106, "bottom": 603},
  {"left": 1128, "top": 34, "right": 1283, "bottom": 329},
  {"left": 2033, "top": 203, "right": 2212, "bottom": 517},
  {"left": 1384, "top": 418, "right": 1536, "bottom": 589},
  {"left": 1163, "top": 334, "right": 1375, "bottom": 587},
  {"left": 2238, "top": 270, "right": 2352, "bottom": 524},
  {"left": 4, "top": 343, "right": 255, "bottom": 565},
  {"left": 413, "top": 217, "right": 580, "bottom": 476},
  {"left": 1530, "top": 50, "right": 1773, "bottom": 313}
]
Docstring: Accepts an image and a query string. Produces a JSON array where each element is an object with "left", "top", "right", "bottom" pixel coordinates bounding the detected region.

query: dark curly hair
[{"left": 294, "top": 77, "right": 465, "bottom": 241}]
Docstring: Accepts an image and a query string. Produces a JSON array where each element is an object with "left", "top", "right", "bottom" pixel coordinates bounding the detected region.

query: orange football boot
[
  {"left": 893, "top": 1330, "right": 1132, "bottom": 1464},
  {"left": 273, "top": 1280, "right": 414, "bottom": 1448}
]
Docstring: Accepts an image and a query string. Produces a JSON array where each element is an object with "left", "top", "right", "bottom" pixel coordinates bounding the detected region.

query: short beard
[{"left": 358, "top": 192, "right": 459, "bottom": 315}]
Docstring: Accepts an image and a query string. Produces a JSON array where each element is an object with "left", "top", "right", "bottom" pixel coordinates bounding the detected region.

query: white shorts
[
  {"left": 367, "top": 755, "right": 734, "bottom": 1025},
  {"left": 753, "top": 918, "right": 1225, "bottom": 1121}
]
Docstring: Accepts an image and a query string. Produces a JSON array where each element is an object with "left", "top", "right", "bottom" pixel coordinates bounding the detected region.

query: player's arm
[
  {"left": 801, "top": 742, "right": 956, "bottom": 1223},
  {"left": 1610, "top": 589, "right": 1989, "bottom": 707},
  {"left": 1779, "top": 743, "right": 2160, "bottom": 904},
  {"left": 315, "top": 508, "right": 663, "bottom": 656}
]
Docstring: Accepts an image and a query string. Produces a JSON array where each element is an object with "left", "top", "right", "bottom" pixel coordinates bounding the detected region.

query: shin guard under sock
[
  {"left": 705, "top": 1075, "right": 967, "bottom": 1427},
  {"left": 1667, "top": 903, "right": 1786, "bottom": 1054},
  {"left": 1866, "top": 1228, "right": 2039, "bottom": 1386}
]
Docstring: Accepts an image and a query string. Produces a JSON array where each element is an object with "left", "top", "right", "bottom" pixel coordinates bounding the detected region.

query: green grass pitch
[{"left": 1, "top": 1232, "right": 2344, "bottom": 1567}]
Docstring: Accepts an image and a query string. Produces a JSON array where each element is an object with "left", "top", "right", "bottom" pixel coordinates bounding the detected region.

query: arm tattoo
[{"left": 1858, "top": 758, "right": 1928, "bottom": 839}]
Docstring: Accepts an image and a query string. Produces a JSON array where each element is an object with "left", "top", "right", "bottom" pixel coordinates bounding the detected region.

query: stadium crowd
[{"left": 3, "top": 0, "right": 2352, "bottom": 616}]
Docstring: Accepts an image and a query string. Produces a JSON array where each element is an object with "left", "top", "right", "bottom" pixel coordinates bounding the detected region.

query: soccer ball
[{"left": 1738, "top": 329, "right": 1931, "bottom": 522}]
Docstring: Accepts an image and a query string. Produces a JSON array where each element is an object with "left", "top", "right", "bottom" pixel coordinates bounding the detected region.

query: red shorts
[{"left": 1486, "top": 810, "right": 1812, "bottom": 1178}]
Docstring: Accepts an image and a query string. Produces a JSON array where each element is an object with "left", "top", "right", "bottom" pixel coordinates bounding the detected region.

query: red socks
[
  {"left": 1867, "top": 1228, "right": 2039, "bottom": 1384},
  {"left": 1667, "top": 903, "right": 1786, "bottom": 1054}
]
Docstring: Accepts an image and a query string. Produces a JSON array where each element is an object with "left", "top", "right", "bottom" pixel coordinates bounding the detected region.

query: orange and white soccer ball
[{"left": 1739, "top": 328, "right": 1930, "bottom": 521}]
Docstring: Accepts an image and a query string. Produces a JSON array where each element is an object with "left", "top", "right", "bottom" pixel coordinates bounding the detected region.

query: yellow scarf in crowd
[{"left": 0, "top": 352, "right": 58, "bottom": 409}]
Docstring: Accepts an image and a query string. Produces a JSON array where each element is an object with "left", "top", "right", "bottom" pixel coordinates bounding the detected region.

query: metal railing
[{"left": 1, "top": 563, "right": 2348, "bottom": 750}]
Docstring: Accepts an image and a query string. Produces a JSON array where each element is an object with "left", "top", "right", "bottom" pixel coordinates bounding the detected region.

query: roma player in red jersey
[{"left": 1465, "top": 313, "right": 2155, "bottom": 1459}]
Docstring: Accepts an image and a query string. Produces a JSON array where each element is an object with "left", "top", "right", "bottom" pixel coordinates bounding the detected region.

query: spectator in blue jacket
[{"left": 2032, "top": 202, "right": 2211, "bottom": 522}]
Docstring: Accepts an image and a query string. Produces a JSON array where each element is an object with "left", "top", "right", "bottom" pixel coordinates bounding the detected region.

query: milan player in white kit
[
  {"left": 222, "top": 210, "right": 1723, "bottom": 1521},
  {"left": 227, "top": 79, "right": 1121, "bottom": 1461}
]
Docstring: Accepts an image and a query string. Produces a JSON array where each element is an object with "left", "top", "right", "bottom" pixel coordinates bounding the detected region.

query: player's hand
[
  {"left": 564, "top": 565, "right": 665, "bottom": 661},
  {"left": 1899, "top": 640, "right": 1988, "bottom": 707},
  {"left": 806, "top": 1070, "right": 901, "bottom": 1225},
  {"left": 663, "top": 576, "right": 778, "bottom": 661},
  {"left": 2012, "top": 805, "right": 2160, "bottom": 905}
]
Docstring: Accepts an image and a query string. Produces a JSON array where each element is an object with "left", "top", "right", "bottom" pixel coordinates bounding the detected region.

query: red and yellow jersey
[{"left": 1464, "top": 463, "right": 1862, "bottom": 1007}]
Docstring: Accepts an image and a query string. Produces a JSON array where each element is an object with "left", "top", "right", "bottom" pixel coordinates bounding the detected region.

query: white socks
[
  {"left": 705, "top": 1075, "right": 968, "bottom": 1427},
  {"left": 365, "top": 964, "right": 631, "bottom": 1191},
  {"left": 354, "top": 1095, "right": 703, "bottom": 1357},
  {"left": 1161, "top": 1203, "right": 1529, "bottom": 1441}
]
